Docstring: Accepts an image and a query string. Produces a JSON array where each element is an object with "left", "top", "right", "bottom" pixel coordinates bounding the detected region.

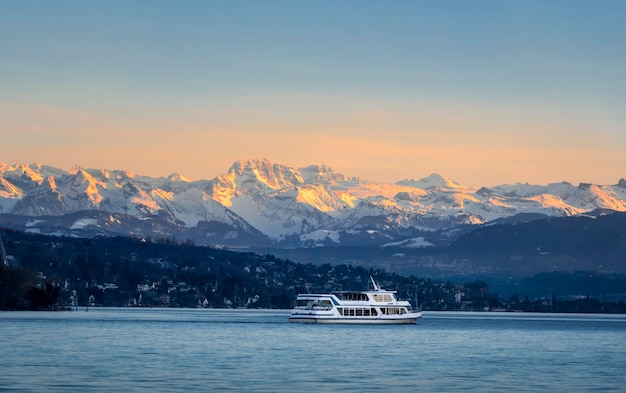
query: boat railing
[
  {"left": 311, "top": 305, "right": 332, "bottom": 311},
  {"left": 294, "top": 304, "right": 333, "bottom": 311},
  {"left": 294, "top": 302, "right": 333, "bottom": 311}
]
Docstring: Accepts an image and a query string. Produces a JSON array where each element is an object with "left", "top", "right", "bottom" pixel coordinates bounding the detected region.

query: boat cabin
[
  {"left": 335, "top": 291, "right": 397, "bottom": 303},
  {"left": 289, "top": 277, "right": 421, "bottom": 324}
]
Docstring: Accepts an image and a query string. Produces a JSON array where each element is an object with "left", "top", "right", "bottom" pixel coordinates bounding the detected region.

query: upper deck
[
  {"left": 334, "top": 290, "right": 397, "bottom": 303},
  {"left": 294, "top": 289, "right": 406, "bottom": 306},
  {"left": 293, "top": 277, "right": 411, "bottom": 308}
]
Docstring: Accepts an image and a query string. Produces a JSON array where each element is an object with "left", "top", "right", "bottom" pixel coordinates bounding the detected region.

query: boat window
[
  {"left": 296, "top": 299, "right": 310, "bottom": 308},
  {"left": 342, "top": 307, "right": 384, "bottom": 317},
  {"left": 372, "top": 293, "right": 393, "bottom": 302},
  {"left": 314, "top": 299, "right": 333, "bottom": 310},
  {"left": 342, "top": 293, "right": 369, "bottom": 301},
  {"left": 387, "top": 307, "right": 400, "bottom": 315}
]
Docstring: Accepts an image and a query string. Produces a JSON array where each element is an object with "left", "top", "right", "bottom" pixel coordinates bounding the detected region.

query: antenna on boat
[{"left": 369, "top": 276, "right": 380, "bottom": 291}]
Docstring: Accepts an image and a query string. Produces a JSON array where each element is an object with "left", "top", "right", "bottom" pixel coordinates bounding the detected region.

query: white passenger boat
[{"left": 289, "top": 277, "right": 422, "bottom": 324}]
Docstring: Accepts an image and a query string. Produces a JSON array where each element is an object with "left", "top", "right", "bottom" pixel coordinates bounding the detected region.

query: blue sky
[{"left": 1, "top": 1, "right": 625, "bottom": 185}]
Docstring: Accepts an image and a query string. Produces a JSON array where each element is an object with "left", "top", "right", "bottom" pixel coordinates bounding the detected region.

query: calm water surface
[{"left": 1, "top": 308, "right": 625, "bottom": 392}]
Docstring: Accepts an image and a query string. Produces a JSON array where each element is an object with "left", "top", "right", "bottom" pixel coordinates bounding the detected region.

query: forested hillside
[
  {"left": 2, "top": 228, "right": 625, "bottom": 313},
  {"left": 0, "top": 229, "right": 453, "bottom": 310}
]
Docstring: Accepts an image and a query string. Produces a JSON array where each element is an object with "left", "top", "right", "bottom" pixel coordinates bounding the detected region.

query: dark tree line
[
  {"left": 1, "top": 228, "right": 625, "bottom": 313},
  {"left": 1, "top": 229, "right": 428, "bottom": 309},
  {"left": 0, "top": 264, "right": 63, "bottom": 310}
]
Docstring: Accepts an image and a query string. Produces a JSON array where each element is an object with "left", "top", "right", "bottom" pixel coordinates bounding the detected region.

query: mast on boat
[{"left": 369, "top": 276, "right": 381, "bottom": 291}]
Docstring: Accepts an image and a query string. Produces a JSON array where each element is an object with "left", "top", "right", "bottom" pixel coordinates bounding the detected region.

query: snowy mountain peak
[
  {"left": 1, "top": 159, "right": 625, "bottom": 248},
  {"left": 11, "top": 163, "right": 45, "bottom": 183},
  {"left": 167, "top": 173, "right": 191, "bottom": 182},
  {"left": 226, "top": 158, "right": 304, "bottom": 190},
  {"left": 299, "top": 164, "right": 357, "bottom": 184},
  {"left": 397, "top": 173, "right": 463, "bottom": 190}
]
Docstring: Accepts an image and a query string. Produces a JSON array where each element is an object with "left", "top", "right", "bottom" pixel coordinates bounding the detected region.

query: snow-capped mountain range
[{"left": 1, "top": 158, "right": 625, "bottom": 247}]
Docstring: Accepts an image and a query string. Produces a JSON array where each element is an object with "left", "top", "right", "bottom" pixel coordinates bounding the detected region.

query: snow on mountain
[
  {"left": 382, "top": 237, "right": 435, "bottom": 248},
  {"left": 397, "top": 173, "right": 465, "bottom": 190},
  {"left": 300, "top": 229, "right": 342, "bottom": 245},
  {"left": 0, "top": 175, "right": 23, "bottom": 199},
  {"left": 0, "top": 159, "right": 625, "bottom": 247},
  {"left": 577, "top": 183, "right": 626, "bottom": 211}
]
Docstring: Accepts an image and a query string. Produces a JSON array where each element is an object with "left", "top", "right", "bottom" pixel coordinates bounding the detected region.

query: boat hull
[{"left": 289, "top": 311, "right": 422, "bottom": 324}]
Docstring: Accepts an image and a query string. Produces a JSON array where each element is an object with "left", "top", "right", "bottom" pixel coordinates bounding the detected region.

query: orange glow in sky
[{"left": 1, "top": 2, "right": 625, "bottom": 186}]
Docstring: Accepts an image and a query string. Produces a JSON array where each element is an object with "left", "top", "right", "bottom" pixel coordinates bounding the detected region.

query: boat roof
[
  {"left": 334, "top": 289, "right": 397, "bottom": 294},
  {"left": 297, "top": 277, "right": 397, "bottom": 296}
]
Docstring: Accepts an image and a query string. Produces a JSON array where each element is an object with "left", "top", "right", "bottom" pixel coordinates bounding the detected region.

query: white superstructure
[{"left": 289, "top": 277, "right": 422, "bottom": 324}]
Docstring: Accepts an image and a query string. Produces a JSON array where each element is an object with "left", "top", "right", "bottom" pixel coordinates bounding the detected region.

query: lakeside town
[{"left": 2, "top": 229, "right": 625, "bottom": 314}]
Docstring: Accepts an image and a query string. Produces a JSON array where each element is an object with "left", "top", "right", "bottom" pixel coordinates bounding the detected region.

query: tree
[
  {"left": 24, "top": 281, "right": 62, "bottom": 310},
  {"left": 0, "top": 265, "right": 31, "bottom": 310}
]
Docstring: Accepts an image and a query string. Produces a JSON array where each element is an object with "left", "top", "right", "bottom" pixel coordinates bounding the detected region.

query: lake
[{"left": 1, "top": 308, "right": 625, "bottom": 392}]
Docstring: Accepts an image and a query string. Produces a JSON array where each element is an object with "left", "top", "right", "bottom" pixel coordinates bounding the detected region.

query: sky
[{"left": 1, "top": 1, "right": 625, "bottom": 187}]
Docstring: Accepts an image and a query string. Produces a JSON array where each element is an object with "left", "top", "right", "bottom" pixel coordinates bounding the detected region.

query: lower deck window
[
  {"left": 381, "top": 307, "right": 406, "bottom": 315},
  {"left": 340, "top": 307, "right": 379, "bottom": 317}
]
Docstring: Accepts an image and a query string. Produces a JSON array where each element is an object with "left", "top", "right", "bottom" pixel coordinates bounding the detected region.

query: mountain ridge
[{"left": 1, "top": 158, "right": 625, "bottom": 248}]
